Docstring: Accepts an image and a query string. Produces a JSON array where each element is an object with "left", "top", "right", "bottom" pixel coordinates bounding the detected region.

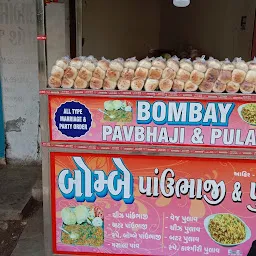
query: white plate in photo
[
  {"left": 204, "top": 213, "right": 251, "bottom": 247},
  {"left": 238, "top": 103, "right": 256, "bottom": 126}
]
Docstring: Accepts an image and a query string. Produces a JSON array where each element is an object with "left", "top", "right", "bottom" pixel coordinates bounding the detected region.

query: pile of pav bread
[{"left": 48, "top": 55, "right": 256, "bottom": 94}]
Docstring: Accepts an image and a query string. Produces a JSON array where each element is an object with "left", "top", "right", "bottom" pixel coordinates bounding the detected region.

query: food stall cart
[{"left": 37, "top": 1, "right": 256, "bottom": 255}]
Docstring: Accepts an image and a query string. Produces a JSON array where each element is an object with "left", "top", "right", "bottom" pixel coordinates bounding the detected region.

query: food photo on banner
[
  {"left": 49, "top": 95, "right": 256, "bottom": 148},
  {"left": 51, "top": 153, "right": 256, "bottom": 256}
]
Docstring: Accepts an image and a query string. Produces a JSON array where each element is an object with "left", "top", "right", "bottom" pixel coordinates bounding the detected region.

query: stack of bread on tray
[{"left": 48, "top": 55, "right": 256, "bottom": 94}]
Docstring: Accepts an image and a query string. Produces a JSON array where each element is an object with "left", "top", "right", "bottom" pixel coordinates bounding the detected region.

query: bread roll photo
[
  {"left": 148, "top": 67, "right": 163, "bottom": 80},
  {"left": 204, "top": 68, "right": 220, "bottom": 83},
  {"left": 121, "top": 68, "right": 135, "bottom": 81},
  {"left": 64, "top": 66, "right": 78, "bottom": 80},
  {"left": 248, "top": 58, "right": 256, "bottom": 71},
  {"left": 159, "top": 79, "right": 173, "bottom": 92},
  {"left": 51, "top": 65, "right": 64, "bottom": 79},
  {"left": 117, "top": 78, "right": 131, "bottom": 91},
  {"left": 199, "top": 81, "right": 214, "bottom": 93},
  {"left": 56, "top": 57, "right": 69, "bottom": 70},
  {"left": 93, "top": 66, "right": 106, "bottom": 80},
  {"left": 162, "top": 68, "right": 176, "bottom": 80},
  {"left": 83, "top": 59, "right": 97, "bottom": 72},
  {"left": 245, "top": 70, "right": 256, "bottom": 84},
  {"left": 207, "top": 57, "right": 221, "bottom": 70},
  {"left": 249, "top": 62, "right": 256, "bottom": 71},
  {"left": 184, "top": 80, "right": 198, "bottom": 92},
  {"left": 138, "top": 58, "right": 152, "bottom": 69},
  {"left": 240, "top": 82, "right": 254, "bottom": 94},
  {"left": 109, "top": 58, "right": 124, "bottom": 72},
  {"left": 90, "top": 77, "right": 103, "bottom": 90},
  {"left": 152, "top": 57, "right": 166, "bottom": 70},
  {"left": 218, "top": 60, "right": 234, "bottom": 85},
  {"left": 193, "top": 56, "right": 207, "bottom": 73},
  {"left": 167, "top": 56, "right": 180, "bottom": 72},
  {"left": 145, "top": 79, "right": 159, "bottom": 91},
  {"left": 180, "top": 59, "right": 193, "bottom": 72},
  {"left": 103, "top": 79, "right": 117, "bottom": 90},
  {"left": 106, "top": 68, "right": 121, "bottom": 82},
  {"left": 78, "top": 67, "right": 93, "bottom": 82},
  {"left": 70, "top": 57, "right": 83, "bottom": 70},
  {"left": 50, "top": 55, "right": 256, "bottom": 94},
  {"left": 74, "top": 77, "right": 89, "bottom": 89},
  {"left": 172, "top": 79, "right": 185, "bottom": 92},
  {"left": 97, "top": 58, "right": 110, "bottom": 71},
  {"left": 232, "top": 69, "right": 246, "bottom": 84},
  {"left": 218, "top": 70, "right": 232, "bottom": 84},
  {"left": 48, "top": 76, "right": 61, "bottom": 88},
  {"left": 62, "top": 78, "right": 74, "bottom": 89},
  {"left": 226, "top": 81, "right": 240, "bottom": 93},
  {"left": 190, "top": 70, "right": 204, "bottom": 85},
  {"left": 234, "top": 58, "right": 249, "bottom": 73},
  {"left": 176, "top": 69, "right": 190, "bottom": 82},
  {"left": 135, "top": 67, "right": 149, "bottom": 80},
  {"left": 212, "top": 80, "right": 226, "bottom": 93},
  {"left": 222, "top": 59, "right": 235, "bottom": 71},
  {"left": 131, "top": 79, "right": 144, "bottom": 91},
  {"left": 124, "top": 57, "right": 138, "bottom": 70}
]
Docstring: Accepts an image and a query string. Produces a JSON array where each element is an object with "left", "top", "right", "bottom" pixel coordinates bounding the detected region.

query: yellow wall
[{"left": 82, "top": 0, "right": 161, "bottom": 60}]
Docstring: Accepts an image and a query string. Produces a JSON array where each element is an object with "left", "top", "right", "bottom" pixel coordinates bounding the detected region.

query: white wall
[
  {"left": 82, "top": 0, "right": 161, "bottom": 60},
  {"left": 0, "top": 0, "right": 40, "bottom": 164},
  {"left": 46, "top": 2, "right": 70, "bottom": 75},
  {"left": 160, "top": 0, "right": 256, "bottom": 61},
  {"left": 0, "top": 0, "right": 69, "bottom": 164}
]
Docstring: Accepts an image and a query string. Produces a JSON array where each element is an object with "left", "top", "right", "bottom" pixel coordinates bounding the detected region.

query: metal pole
[
  {"left": 36, "top": 0, "right": 48, "bottom": 90},
  {"left": 36, "top": 1, "right": 52, "bottom": 256},
  {"left": 37, "top": 1, "right": 83, "bottom": 255},
  {"left": 76, "top": 0, "right": 83, "bottom": 56}
]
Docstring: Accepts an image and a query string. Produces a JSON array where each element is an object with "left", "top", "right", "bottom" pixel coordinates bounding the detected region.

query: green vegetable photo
[{"left": 103, "top": 100, "right": 133, "bottom": 122}]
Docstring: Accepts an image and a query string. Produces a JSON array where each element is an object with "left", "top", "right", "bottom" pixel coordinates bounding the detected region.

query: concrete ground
[
  {"left": 11, "top": 205, "right": 44, "bottom": 256},
  {"left": 0, "top": 165, "right": 41, "bottom": 220},
  {"left": 0, "top": 164, "right": 44, "bottom": 256}
]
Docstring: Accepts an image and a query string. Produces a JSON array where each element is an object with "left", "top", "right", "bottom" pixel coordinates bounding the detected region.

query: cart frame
[{"left": 36, "top": 1, "right": 256, "bottom": 255}]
